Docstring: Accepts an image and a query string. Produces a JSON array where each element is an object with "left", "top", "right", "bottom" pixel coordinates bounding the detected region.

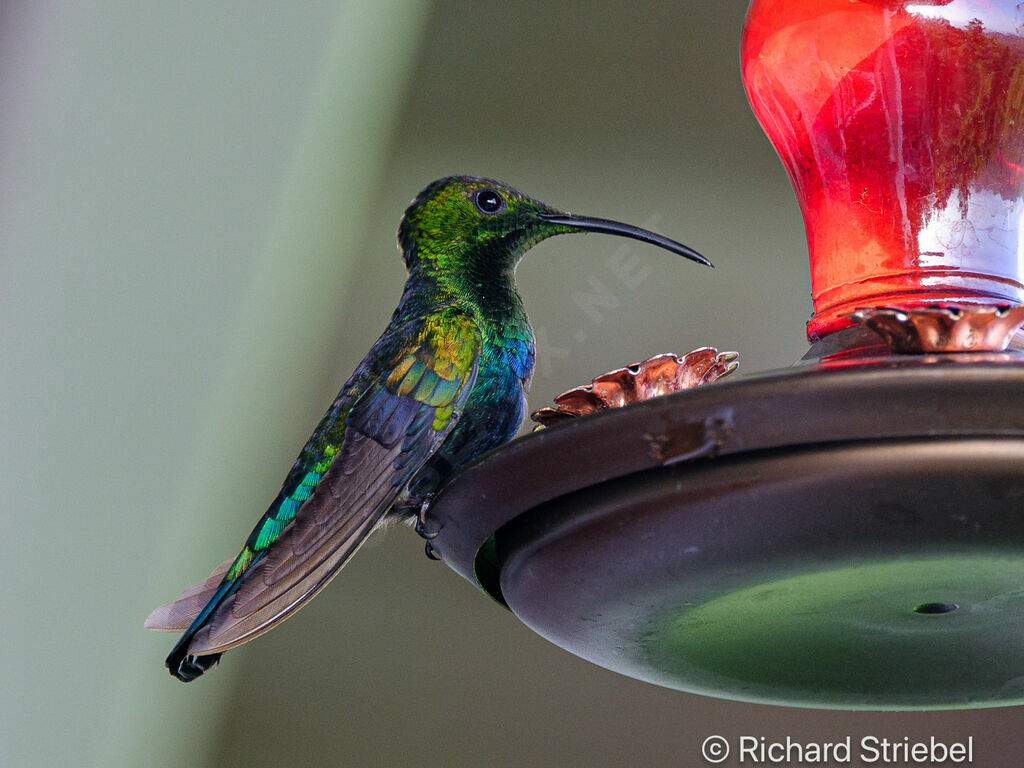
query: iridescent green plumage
[{"left": 146, "top": 176, "right": 710, "bottom": 681}]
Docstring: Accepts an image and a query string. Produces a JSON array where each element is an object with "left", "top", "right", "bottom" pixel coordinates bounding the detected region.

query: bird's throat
[{"left": 410, "top": 251, "right": 527, "bottom": 329}]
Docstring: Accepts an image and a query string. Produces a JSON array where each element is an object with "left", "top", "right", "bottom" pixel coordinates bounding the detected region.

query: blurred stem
[{"left": 103, "top": 3, "right": 430, "bottom": 766}]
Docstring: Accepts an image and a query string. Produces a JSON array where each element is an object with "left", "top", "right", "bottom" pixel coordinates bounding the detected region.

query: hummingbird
[{"left": 146, "top": 176, "right": 711, "bottom": 681}]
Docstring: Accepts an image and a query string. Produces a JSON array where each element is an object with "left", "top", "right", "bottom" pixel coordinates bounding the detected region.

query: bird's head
[{"left": 397, "top": 176, "right": 711, "bottom": 280}]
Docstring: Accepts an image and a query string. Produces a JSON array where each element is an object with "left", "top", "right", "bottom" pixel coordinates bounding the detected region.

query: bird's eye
[{"left": 474, "top": 188, "right": 505, "bottom": 215}]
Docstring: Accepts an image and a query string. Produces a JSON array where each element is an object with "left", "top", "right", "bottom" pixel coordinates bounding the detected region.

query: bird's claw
[
  {"left": 415, "top": 496, "right": 442, "bottom": 560},
  {"left": 413, "top": 517, "right": 437, "bottom": 540},
  {"left": 414, "top": 495, "right": 439, "bottom": 540}
]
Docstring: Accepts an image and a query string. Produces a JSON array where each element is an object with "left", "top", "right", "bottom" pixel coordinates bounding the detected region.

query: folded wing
[{"left": 147, "top": 306, "right": 481, "bottom": 663}]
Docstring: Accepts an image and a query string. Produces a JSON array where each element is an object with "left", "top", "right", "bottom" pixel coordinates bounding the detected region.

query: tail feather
[
  {"left": 157, "top": 556, "right": 261, "bottom": 682},
  {"left": 145, "top": 557, "right": 234, "bottom": 633},
  {"left": 167, "top": 648, "right": 222, "bottom": 682}
]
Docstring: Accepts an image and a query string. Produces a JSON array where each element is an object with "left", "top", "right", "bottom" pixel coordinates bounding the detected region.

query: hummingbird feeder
[{"left": 423, "top": 0, "right": 1024, "bottom": 710}]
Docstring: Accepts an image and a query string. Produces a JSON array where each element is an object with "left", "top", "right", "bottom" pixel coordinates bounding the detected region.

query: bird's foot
[
  {"left": 414, "top": 495, "right": 440, "bottom": 540},
  {"left": 414, "top": 495, "right": 443, "bottom": 561}
]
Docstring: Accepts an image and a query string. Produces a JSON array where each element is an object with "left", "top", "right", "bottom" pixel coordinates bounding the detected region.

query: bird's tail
[{"left": 146, "top": 556, "right": 251, "bottom": 682}]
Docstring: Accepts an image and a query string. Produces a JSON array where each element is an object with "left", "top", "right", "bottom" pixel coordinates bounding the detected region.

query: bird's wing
[{"left": 147, "top": 306, "right": 481, "bottom": 655}]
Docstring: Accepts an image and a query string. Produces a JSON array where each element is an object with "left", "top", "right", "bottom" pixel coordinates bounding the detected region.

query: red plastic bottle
[{"left": 742, "top": 0, "right": 1024, "bottom": 340}]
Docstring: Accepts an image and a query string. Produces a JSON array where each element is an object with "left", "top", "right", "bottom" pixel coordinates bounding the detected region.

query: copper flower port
[
  {"left": 846, "top": 304, "right": 1024, "bottom": 354},
  {"left": 530, "top": 348, "right": 739, "bottom": 428}
]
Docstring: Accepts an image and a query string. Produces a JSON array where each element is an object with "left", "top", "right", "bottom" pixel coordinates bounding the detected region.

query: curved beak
[{"left": 537, "top": 212, "right": 712, "bottom": 267}]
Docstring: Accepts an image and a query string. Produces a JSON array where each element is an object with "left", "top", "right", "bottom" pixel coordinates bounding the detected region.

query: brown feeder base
[{"left": 423, "top": 329, "right": 1024, "bottom": 709}]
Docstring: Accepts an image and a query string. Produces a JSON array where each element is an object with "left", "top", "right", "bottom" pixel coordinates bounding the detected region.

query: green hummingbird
[{"left": 146, "top": 176, "right": 711, "bottom": 681}]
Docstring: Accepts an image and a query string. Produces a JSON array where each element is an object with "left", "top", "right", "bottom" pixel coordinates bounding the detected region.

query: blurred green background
[{"left": 3, "top": 1, "right": 1021, "bottom": 766}]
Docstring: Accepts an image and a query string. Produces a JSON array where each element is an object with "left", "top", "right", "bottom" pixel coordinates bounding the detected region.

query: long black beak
[{"left": 538, "top": 212, "right": 712, "bottom": 267}]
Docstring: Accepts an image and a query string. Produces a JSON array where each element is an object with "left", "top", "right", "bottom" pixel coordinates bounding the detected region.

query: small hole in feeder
[{"left": 913, "top": 602, "right": 959, "bottom": 615}]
